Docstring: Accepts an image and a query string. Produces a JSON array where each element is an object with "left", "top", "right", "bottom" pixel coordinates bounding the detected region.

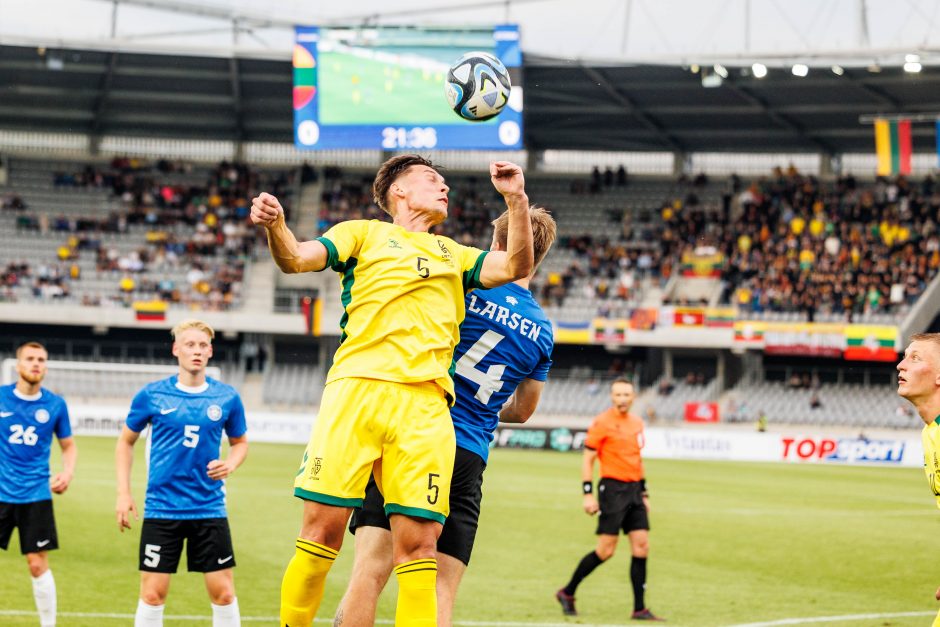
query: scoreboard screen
[{"left": 293, "top": 25, "right": 523, "bottom": 150}]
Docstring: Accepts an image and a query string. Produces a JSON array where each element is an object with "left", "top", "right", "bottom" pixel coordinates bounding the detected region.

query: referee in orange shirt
[{"left": 555, "top": 378, "right": 664, "bottom": 620}]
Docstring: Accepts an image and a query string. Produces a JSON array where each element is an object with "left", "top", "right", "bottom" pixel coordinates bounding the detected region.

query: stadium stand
[{"left": 0, "top": 156, "right": 294, "bottom": 310}]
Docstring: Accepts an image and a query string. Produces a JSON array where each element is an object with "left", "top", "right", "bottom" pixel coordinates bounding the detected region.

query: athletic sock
[
  {"left": 31, "top": 569, "right": 56, "bottom": 627},
  {"left": 563, "top": 551, "right": 604, "bottom": 596},
  {"left": 394, "top": 558, "right": 437, "bottom": 627},
  {"left": 134, "top": 599, "right": 165, "bottom": 627},
  {"left": 212, "top": 597, "right": 241, "bottom": 627},
  {"left": 631, "top": 556, "right": 648, "bottom": 612},
  {"left": 280, "top": 538, "right": 338, "bottom": 627}
]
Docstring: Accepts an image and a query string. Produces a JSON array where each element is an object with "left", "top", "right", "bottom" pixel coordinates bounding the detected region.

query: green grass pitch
[{"left": 1, "top": 436, "right": 938, "bottom": 626}]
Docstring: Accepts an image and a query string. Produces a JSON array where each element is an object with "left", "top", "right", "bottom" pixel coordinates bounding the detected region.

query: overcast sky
[{"left": 0, "top": 0, "right": 938, "bottom": 65}]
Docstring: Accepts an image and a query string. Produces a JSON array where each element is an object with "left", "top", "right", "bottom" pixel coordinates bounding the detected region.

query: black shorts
[
  {"left": 0, "top": 500, "right": 58, "bottom": 554},
  {"left": 596, "top": 478, "right": 649, "bottom": 536},
  {"left": 139, "top": 518, "right": 235, "bottom": 573},
  {"left": 349, "top": 447, "right": 486, "bottom": 565}
]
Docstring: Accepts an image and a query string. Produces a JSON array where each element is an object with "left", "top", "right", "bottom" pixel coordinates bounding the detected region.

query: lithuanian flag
[
  {"left": 874, "top": 118, "right": 912, "bottom": 176},
  {"left": 733, "top": 321, "right": 765, "bottom": 344},
  {"left": 133, "top": 300, "right": 167, "bottom": 322},
  {"left": 843, "top": 325, "right": 897, "bottom": 361}
]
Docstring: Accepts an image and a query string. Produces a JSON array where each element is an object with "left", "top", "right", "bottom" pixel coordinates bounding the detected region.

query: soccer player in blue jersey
[
  {"left": 0, "top": 342, "right": 76, "bottom": 627},
  {"left": 334, "top": 206, "right": 556, "bottom": 626},
  {"left": 115, "top": 320, "right": 248, "bottom": 627}
]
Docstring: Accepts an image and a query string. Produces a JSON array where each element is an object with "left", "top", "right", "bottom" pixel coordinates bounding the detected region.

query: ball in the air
[{"left": 445, "top": 51, "right": 511, "bottom": 122}]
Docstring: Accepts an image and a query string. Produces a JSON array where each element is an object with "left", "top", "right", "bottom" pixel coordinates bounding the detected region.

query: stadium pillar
[
  {"left": 527, "top": 149, "right": 543, "bottom": 173},
  {"left": 663, "top": 348, "right": 674, "bottom": 381},
  {"left": 672, "top": 152, "right": 690, "bottom": 177},
  {"left": 716, "top": 351, "right": 726, "bottom": 393},
  {"left": 819, "top": 152, "right": 839, "bottom": 178}
]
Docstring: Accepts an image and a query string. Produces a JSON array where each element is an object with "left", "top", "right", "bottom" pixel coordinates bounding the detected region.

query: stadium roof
[{"left": 1, "top": 42, "right": 938, "bottom": 154}]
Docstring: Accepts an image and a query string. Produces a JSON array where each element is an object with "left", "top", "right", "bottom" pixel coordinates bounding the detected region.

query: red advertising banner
[{"left": 685, "top": 402, "right": 720, "bottom": 423}]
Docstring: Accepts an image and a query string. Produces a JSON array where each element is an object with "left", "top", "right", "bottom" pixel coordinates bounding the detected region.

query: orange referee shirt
[{"left": 584, "top": 408, "right": 645, "bottom": 482}]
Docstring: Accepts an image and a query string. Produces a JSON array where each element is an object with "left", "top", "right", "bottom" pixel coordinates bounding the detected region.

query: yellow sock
[
  {"left": 394, "top": 558, "right": 438, "bottom": 627},
  {"left": 279, "top": 538, "right": 338, "bottom": 627}
]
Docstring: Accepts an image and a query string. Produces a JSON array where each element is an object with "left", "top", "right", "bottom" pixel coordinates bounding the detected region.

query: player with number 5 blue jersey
[
  {"left": 338, "top": 206, "right": 557, "bottom": 626},
  {"left": 115, "top": 320, "right": 248, "bottom": 627}
]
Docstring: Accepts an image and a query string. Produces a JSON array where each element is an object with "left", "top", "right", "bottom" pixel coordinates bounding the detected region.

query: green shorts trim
[
  {"left": 294, "top": 487, "right": 363, "bottom": 508},
  {"left": 385, "top": 503, "right": 446, "bottom": 525}
]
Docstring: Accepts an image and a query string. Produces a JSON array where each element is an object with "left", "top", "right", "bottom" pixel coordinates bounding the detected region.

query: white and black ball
[{"left": 445, "top": 51, "right": 512, "bottom": 122}]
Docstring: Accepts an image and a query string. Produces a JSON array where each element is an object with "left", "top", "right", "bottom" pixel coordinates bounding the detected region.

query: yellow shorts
[{"left": 294, "top": 377, "right": 455, "bottom": 523}]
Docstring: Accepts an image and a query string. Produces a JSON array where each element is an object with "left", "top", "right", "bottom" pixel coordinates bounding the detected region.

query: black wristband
[
  {"left": 640, "top": 478, "right": 648, "bottom": 495},
  {"left": 582, "top": 481, "right": 593, "bottom": 494}
]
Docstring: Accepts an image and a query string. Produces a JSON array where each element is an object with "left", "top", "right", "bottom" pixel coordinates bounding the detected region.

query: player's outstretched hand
[
  {"left": 49, "top": 471, "right": 72, "bottom": 494},
  {"left": 116, "top": 494, "right": 138, "bottom": 532},
  {"left": 935, "top": 584, "right": 940, "bottom": 601},
  {"left": 583, "top": 493, "right": 599, "bottom": 516},
  {"left": 250, "top": 192, "right": 283, "bottom": 226},
  {"left": 489, "top": 161, "right": 526, "bottom": 198},
  {"left": 207, "top": 459, "right": 235, "bottom": 481}
]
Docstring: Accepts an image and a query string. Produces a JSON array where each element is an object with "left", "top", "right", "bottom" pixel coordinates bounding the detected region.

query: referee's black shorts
[
  {"left": 595, "top": 477, "right": 649, "bottom": 536},
  {"left": 350, "top": 446, "right": 486, "bottom": 565}
]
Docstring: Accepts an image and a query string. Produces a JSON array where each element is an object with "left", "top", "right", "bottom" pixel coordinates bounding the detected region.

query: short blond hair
[
  {"left": 910, "top": 333, "right": 940, "bottom": 346},
  {"left": 491, "top": 205, "right": 557, "bottom": 269},
  {"left": 16, "top": 341, "right": 47, "bottom": 359},
  {"left": 171, "top": 319, "right": 215, "bottom": 341}
]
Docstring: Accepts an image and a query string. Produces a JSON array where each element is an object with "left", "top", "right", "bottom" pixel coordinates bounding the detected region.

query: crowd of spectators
[
  {"left": 721, "top": 171, "right": 938, "bottom": 320},
  {"left": 533, "top": 164, "right": 940, "bottom": 321},
  {"left": 2, "top": 158, "right": 293, "bottom": 310}
]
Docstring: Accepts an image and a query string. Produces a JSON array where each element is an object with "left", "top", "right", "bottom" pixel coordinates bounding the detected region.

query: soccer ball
[{"left": 445, "top": 51, "right": 512, "bottom": 122}]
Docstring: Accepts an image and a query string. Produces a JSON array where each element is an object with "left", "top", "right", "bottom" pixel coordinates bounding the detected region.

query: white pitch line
[
  {"left": 0, "top": 610, "right": 627, "bottom": 626},
  {"left": 2, "top": 608, "right": 933, "bottom": 626},
  {"left": 726, "top": 610, "right": 935, "bottom": 627}
]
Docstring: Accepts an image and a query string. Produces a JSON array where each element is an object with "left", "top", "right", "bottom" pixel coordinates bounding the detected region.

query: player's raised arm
[
  {"left": 115, "top": 426, "right": 141, "bottom": 532},
  {"left": 251, "top": 192, "right": 329, "bottom": 273},
  {"left": 499, "top": 378, "right": 545, "bottom": 423},
  {"left": 479, "top": 161, "right": 533, "bottom": 287}
]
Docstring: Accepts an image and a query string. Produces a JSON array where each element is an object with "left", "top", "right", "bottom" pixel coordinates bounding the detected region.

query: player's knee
[
  {"left": 632, "top": 540, "right": 649, "bottom": 558},
  {"left": 140, "top": 589, "right": 167, "bottom": 606},
  {"left": 395, "top": 536, "right": 437, "bottom": 562},
  {"left": 210, "top": 589, "right": 235, "bottom": 606},
  {"left": 596, "top": 545, "right": 616, "bottom": 561},
  {"left": 26, "top": 555, "right": 47, "bottom": 578}
]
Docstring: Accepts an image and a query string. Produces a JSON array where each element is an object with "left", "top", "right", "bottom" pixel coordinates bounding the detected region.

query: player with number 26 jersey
[{"left": 452, "top": 283, "right": 553, "bottom": 462}]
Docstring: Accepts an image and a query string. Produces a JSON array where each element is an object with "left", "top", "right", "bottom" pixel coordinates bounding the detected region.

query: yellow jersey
[
  {"left": 922, "top": 418, "right": 940, "bottom": 508},
  {"left": 318, "top": 220, "right": 488, "bottom": 401}
]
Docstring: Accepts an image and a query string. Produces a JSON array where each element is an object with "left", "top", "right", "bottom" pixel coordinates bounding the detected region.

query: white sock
[
  {"left": 211, "top": 597, "right": 241, "bottom": 627},
  {"left": 135, "top": 599, "right": 165, "bottom": 627},
  {"left": 31, "top": 569, "right": 56, "bottom": 627}
]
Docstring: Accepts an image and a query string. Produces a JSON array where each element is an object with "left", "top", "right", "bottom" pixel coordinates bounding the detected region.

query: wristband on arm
[
  {"left": 582, "top": 481, "right": 593, "bottom": 495},
  {"left": 640, "top": 478, "right": 648, "bottom": 496}
]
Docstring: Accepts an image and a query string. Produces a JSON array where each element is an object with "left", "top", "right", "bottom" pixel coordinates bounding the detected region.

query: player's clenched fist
[
  {"left": 489, "top": 160, "right": 526, "bottom": 198},
  {"left": 251, "top": 192, "right": 283, "bottom": 226}
]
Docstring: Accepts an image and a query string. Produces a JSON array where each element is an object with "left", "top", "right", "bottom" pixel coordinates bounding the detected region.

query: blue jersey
[
  {"left": 125, "top": 376, "right": 247, "bottom": 520},
  {"left": 0, "top": 384, "right": 71, "bottom": 503},
  {"left": 451, "top": 283, "right": 553, "bottom": 463}
]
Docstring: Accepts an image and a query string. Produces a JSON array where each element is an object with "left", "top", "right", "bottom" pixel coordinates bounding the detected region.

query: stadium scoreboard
[{"left": 293, "top": 25, "right": 523, "bottom": 150}]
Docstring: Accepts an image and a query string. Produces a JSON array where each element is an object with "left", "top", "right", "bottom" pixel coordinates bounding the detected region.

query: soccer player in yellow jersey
[
  {"left": 250, "top": 155, "right": 533, "bottom": 627},
  {"left": 897, "top": 332, "right": 940, "bottom": 626}
]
